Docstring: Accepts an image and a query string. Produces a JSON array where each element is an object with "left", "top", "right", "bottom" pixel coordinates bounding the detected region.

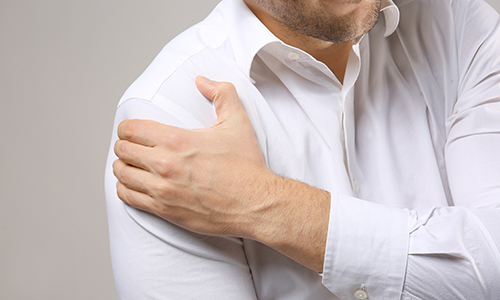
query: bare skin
[
  {"left": 114, "top": 77, "right": 331, "bottom": 271},
  {"left": 246, "top": 0, "right": 381, "bottom": 81},
  {"left": 114, "top": 0, "right": 382, "bottom": 272}
]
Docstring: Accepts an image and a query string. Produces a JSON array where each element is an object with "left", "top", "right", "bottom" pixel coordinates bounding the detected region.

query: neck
[{"left": 245, "top": 1, "right": 353, "bottom": 84}]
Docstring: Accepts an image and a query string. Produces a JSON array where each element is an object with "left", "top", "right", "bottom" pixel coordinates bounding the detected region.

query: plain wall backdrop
[{"left": 1, "top": 0, "right": 499, "bottom": 299}]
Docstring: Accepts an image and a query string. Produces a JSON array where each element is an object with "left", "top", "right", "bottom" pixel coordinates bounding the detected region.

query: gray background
[{"left": 1, "top": 0, "right": 499, "bottom": 299}]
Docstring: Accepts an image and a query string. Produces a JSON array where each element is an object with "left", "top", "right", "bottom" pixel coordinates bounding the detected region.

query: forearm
[
  {"left": 246, "top": 175, "right": 331, "bottom": 273},
  {"left": 245, "top": 180, "right": 500, "bottom": 299}
]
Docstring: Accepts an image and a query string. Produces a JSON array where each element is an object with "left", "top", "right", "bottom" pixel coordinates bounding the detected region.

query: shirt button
[
  {"left": 353, "top": 179, "right": 359, "bottom": 193},
  {"left": 287, "top": 51, "right": 300, "bottom": 60},
  {"left": 354, "top": 289, "right": 368, "bottom": 299}
]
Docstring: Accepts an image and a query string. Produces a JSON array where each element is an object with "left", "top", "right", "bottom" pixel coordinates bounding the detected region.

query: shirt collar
[
  {"left": 225, "top": 0, "right": 401, "bottom": 78},
  {"left": 381, "top": 0, "right": 400, "bottom": 37},
  {"left": 225, "top": 0, "right": 280, "bottom": 80}
]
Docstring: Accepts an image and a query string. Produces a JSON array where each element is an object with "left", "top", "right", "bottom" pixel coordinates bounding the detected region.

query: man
[{"left": 105, "top": 0, "right": 500, "bottom": 298}]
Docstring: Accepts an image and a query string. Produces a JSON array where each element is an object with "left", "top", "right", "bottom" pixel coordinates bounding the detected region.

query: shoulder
[
  {"left": 118, "top": 9, "right": 234, "bottom": 105},
  {"left": 390, "top": 0, "right": 498, "bottom": 56},
  {"left": 115, "top": 2, "right": 254, "bottom": 128},
  {"left": 115, "top": 1, "right": 261, "bottom": 129},
  {"left": 394, "top": 0, "right": 498, "bottom": 24}
]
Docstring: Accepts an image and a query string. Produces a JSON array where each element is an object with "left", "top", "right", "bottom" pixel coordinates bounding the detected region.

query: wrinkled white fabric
[{"left": 104, "top": 0, "right": 500, "bottom": 299}]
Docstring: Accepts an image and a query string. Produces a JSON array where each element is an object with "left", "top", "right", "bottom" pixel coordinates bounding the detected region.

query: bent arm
[
  {"left": 324, "top": 3, "right": 500, "bottom": 297},
  {"left": 104, "top": 98, "right": 258, "bottom": 300},
  {"left": 400, "top": 15, "right": 500, "bottom": 295},
  {"left": 390, "top": 104, "right": 500, "bottom": 300}
]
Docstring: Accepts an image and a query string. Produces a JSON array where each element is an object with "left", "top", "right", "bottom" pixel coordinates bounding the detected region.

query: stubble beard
[{"left": 261, "top": 0, "right": 382, "bottom": 43}]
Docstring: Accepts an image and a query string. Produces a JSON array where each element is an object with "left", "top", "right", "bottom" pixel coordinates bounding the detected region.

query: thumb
[{"left": 195, "top": 76, "right": 246, "bottom": 126}]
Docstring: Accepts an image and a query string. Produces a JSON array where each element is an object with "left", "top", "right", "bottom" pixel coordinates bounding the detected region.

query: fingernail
[{"left": 196, "top": 75, "right": 210, "bottom": 82}]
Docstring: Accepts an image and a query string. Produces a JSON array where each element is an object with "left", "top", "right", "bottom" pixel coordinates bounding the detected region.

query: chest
[{"left": 249, "top": 37, "right": 457, "bottom": 209}]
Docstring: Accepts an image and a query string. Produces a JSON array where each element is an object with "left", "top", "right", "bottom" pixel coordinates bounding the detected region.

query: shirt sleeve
[
  {"left": 322, "top": 1, "right": 500, "bottom": 299},
  {"left": 104, "top": 98, "right": 258, "bottom": 300},
  {"left": 403, "top": 0, "right": 500, "bottom": 298}
]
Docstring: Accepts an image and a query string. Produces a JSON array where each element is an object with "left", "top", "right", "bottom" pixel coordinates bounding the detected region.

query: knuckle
[
  {"left": 213, "top": 82, "right": 236, "bottom": 100},
  {"left": 114, "top": 140, "right": 127, "bottom": 157},
  {"left": 112, "top": 160, "right": 120, "bottom": 176},
  {"left": 156, "top": 158, "right": 173, "bottom": 177},
  {"left": 117, "top": 183, "right": 146, "bottom": 212},
  {"left": 166, "top": 132, "right": 188, "bottom": 150},
  {"left": 119, "top": 120, "right": 138, "bottom": 140},
  {"left": 219, "top": 82, "right": 236, "bottom": 92},
  {"left": 113, "top": 160, "right": 128, "bottom": 182},
  {"left": 152, "top": 180, "right": 174, "bottom": 201},
  {"left": 113, "top": 141, "right": 121, "bottom": 156},
  {"left": 116, "top": 183, "right": 130, "bottom": 204},
  {"left": 167, "top": 132, "right": 181, "bottom": 147},
  {"left": 117, "top": 165, "right": 132, "bottom": 185}
]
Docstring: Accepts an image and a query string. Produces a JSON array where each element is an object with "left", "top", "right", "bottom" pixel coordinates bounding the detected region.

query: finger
[
  {"left": 113, "top": 159, "right": 153, "bottom": 195},
  {"left": 116, "top": 181, "right": 157, "bottom": 215},
  {"left": 195, "top": 76, "right": 246, "bottom": 125},
  {"left": 118, "top": 119, "right": 185, "bottom": 147},
  {"left": 117, "top": 119, "right": 160, "bottom": 146},
  {"left": 114, "top": 139, "right": 155, "bottom": 171}
]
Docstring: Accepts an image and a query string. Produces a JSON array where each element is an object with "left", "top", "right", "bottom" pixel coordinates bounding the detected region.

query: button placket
[{"left": 353, "top": 179, "right": 360, "bottom": 194}]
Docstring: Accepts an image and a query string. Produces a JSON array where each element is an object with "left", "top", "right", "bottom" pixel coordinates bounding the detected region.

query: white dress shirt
[{"left": 104, "top": 0, "right": 500, "bottom": 299}]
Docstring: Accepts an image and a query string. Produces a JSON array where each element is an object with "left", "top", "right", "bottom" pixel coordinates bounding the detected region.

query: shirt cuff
[{"left": 322, "top": 193, "right": 410, "bottom": 300}]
